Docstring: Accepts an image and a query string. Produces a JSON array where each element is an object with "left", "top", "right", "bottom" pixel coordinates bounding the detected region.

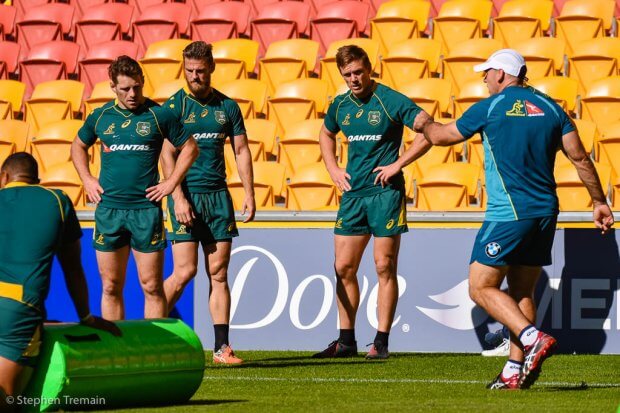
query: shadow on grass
[
  {"left": 184, "top": 399, "right": 248, "bottom": 406},
  {"left": 206, "top": 359, "right": 369, "bottom": 369}
]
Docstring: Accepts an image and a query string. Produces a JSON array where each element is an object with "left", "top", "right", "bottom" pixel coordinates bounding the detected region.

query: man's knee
[
  {"left": 208, "top": 262, "right": 229, "bottom": 285},
  {"left": 374, "top": 256, "right": 396, "bottom": 280},
  {"left": 101, "top": 277, "right": 124, "bottom": 297},
  {"left": 140, "top": 276, "right": 165, "bottom": 297},
  {"left": 334, "top": 259, "right": 358, "bottom": 280},
  {"left": 175, "top": 261, "right": 198, "bottom": 285}
]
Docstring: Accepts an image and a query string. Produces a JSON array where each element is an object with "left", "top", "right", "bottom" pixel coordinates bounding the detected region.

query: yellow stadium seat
[
  {"left": 24, "top": 80, "right": 84, "bottom": 134},
  {"left": 555, "top": 162, "right": 612, "bottom": 211},
  {"left": 454, "top": 79, "right": 489, "bottom": 117},
  {"left": 151, "top": 79, "right": 186, "bottom": 105},
  {"left": 255, "top": 160, "right": 287, "bottom": 200},
  {"left": 30, "top": 120, "right": 84, "bottom": 172},
  {"left": 267, "top": 78, "right": 329, "bottom": 137},
  {"left": 528, "top": 76, "right": 578, "bottom": 114},
  {"left": 0, "top": 119, "right": 30, "bottom": 153},
  {"left": 277, "top": 119, "right": 323, "bottom": 175},
  {"left": 0, "top": 79, "right": 25, "bottom": 119},
  {"left": 398, "top": 78, "right": 452, "bottom": 118},
  {"left": 411, "top": 144, "right": 456, "bottom": 177},
  {"left": 413, "top": 162, "right": 482, "bottom": 210},
  {"left": 568, "top": 38, "right": 620, "bottom": 96},
  {"left": 433, "top": 0, "right": 493, "bottom": 55},
  {"left": 555, "top": 0, "right": 615, "bottom": 55},
  {"left": 580, "top": 76, "right": 620, "bottom": 129},
  {"left": 258, "top": 39, "right": 319, "bottom": 95},
  {"left": 0, "top": 136, "right": 15, "bottom": 165},
  {"left": 442, "top": 38, "right": 503, "bottom": 96},
  {"left": 40, "top": 162, "right": 86, "bottom": 208},
  {"left": 320, "top": 38, "right": 380, "bottom": 95},
  {"left": 211, "top": 38, "right": 259, "bottom": 87},
  {"left": 245, "top": 118, "right": 278, "bottom": 157},
  {"left": 493, "top": 0, "right": 553, "bottom": 48},
  {"left": 228, "top": 160, "right": 288, "bottom": 208},
  {"left": 140, "top": 39, "right": 192, "bottom": 95},
  {"left": 218, "top": 79, "right": 268, "bottom": 118},
  {"left": 285, "top": 162, "right": 338, "bottom": 210},
  {"left": 84, "top": 81, "right": 115, "bottom": 115},
  {"left": 513, "top": 37, "right": 566, "bottom": 78},
  {"left": 380, "top": 38, "right": 442, "bottom": 90},
  {"left": 573, "top": 118, "right": 599, "bottom": 155},
  {"left": 370, "top": 0, "right": 431, "bottom": 56},
  {"left": 465, "top": 133, "right": 484, "bottom": 167}
]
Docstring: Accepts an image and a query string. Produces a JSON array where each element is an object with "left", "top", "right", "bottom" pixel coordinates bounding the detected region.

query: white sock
[
  {"left": 519, "top": 325, "right": 539, "bottom": 347},
  {"left": 502, "top": 360, "right": 522, "bottom": 377}
]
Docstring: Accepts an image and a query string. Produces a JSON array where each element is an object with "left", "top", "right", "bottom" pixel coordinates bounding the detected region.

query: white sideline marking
[{"left": 203, "top": 376, "right": 620, "bottom": 388}]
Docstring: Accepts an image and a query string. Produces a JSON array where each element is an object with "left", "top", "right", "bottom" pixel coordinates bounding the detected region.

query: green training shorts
[
  {"left": 93, "top": 206, "right": 166, "bottom": 252},
  {"left": 335, "top": 189, "right": 408, "bottom": 237},
  {"left": 0, "top": 297, "right": 42, "bottom": 366}
]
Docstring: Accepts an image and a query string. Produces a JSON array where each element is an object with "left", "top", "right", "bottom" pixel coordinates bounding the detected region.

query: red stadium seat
[
  {"left": 310, "top": 1, "right": 370, "bottom": 56},
  {"left": 190, "top": 1, "right": 252, "bottom": 43},
  {"left": 251, "top": 2, "right": 312, "bottom": 56},
  {"left": 0, "top": 40, "right": 20, "bottom": 79},
  {"left": 72, "top": 0, "right": 108, "bottom": 21},
  {"left": 188, "top": 0, "right": 226, "bottom": 20},
  {"left": 74, "top": 3, "right": 135, "bottom": 56},
  {"left": 125, "top": 0, "right": 166, "bottom": 14},
  {"left": 132, "top": 3, "right": 192, "bottom": 56},
  {"left": 79, "top": 40, "right": 140, "bottom": 98},
  {"left": 13, "top": 0, "right": 48, "bottom": 23},
  {"left": 0, "top": 4, "right": 16, "bottom": 40},
  {"left": 16, "top": 3, "right": 75, "bottom": 59},
  {"left": 19, "top": 41, "right": 80, "bottom": 99}
]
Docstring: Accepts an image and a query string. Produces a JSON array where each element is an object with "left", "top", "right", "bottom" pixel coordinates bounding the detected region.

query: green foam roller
[{"left": 24, "top": 319, "right": 205, "bottom": 412}]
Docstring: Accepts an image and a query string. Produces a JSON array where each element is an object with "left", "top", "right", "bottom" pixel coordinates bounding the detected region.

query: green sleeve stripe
[
  {"left": 36, "top": 186, "right": 65, "bottom": 223},
  {"left": 94, "top": 106, "right": 114, "bottom": 132},
  {"left": 149, "top": 108, "right": 164, "bottom": 137},
  {"left": 372, "top": 93, "right": 395, "bottom": 124}
]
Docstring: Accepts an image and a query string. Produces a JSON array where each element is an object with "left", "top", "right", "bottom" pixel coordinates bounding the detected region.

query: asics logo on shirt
[
  {"left": 192, "top": 132, "right": 226, "bottom": 140},
  {"left": 347, "top": 134, "right": 382, "bottom": 142}
]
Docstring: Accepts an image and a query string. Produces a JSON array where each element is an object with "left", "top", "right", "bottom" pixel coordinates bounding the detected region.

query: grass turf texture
[{"left": 98, "top": 352, "right": 619, "bottom": 412}]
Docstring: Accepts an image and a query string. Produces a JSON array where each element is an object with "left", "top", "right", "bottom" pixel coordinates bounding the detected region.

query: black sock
[
  {"left": 338, "top": 329, "right": 356, "bottom": 346},
  {"left": 214, "top": 324, "right": 229, "bottom": 351},
  {"left": 374, "top": 331, "right": 389, "bottom": 349}
]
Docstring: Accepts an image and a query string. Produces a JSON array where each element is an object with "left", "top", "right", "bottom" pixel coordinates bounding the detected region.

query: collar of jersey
[
  {"left": 113, "top": 100, "right": 147, "bottom": 117},
  {"left": 4, "top": 181, "right": 30, "bottom": 188},
  {"left": 186, "top": 89, "right": 215, "bottom": 106},
  {"left": 347, "top": 82, "right": 377, "bottom": 106}
]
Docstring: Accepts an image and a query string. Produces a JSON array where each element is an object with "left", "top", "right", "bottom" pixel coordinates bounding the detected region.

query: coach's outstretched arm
[
  {"left": 561, "top": 130, "right": 615, "bottom": 234},
  {"left": 422, "top": 120, "right": 467, "bottom": 146},
  {"left": 319, "top": 124, "right": 351, "bottom": 193}
]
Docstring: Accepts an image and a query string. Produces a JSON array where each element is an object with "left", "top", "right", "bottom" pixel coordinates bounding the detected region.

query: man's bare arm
[
  {"left": 319, "top": 125, "right": 351, "bottom": 192},
  {"left": 233, "top": 133, "right": 256, "bottom": 222},
  {"left": 71, "top": 139, "right": 103, "bottom": 203},
  {"left": 423, "top": 121, "right": 467, "bottom": 146}
]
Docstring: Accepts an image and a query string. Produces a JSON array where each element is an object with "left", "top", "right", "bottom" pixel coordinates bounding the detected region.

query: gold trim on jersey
[{"left": 0, "top": 281, "right": 24, "bottom": 302}]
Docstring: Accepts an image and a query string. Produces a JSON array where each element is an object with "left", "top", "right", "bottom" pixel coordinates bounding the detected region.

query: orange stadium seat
[
  {"left": 0, "top": 135, "right": 15, "bottom": 165},
  {"left": 83, "top": 81, "right": 115, "bottom": 115},
  {"left": 568, "top": 38, "right": 620, "bottom": 95},
  {"left": 285, "top": 162, "right": 338, "bottom": 210},
  {"left": 30, "top": 119, "right": 84, "bottom": 172},
  {"left": 259, "top": 39, "right": 319, "bottom": 95},
  {"left": 413, "top": 162, "right": 482, "bottom": 210},
  {"left": 19, "top": 41, "right": 80, "bottom": 99},
  {"left": 40, "top": 162, "right": 86, "bottom": 208},
  {"left": 580, "top": 76, "right": 620, "bottom": 129},
  {"left": 454, "top": 79, "right": 489, "bottom": 117},
  {"left": 190, "top": 1, "right": 252, "bottom": 43},
  {"left": 0, "top": 119, "right": 30, "bottom": 153},
  {"left": 310, "top": 1, "right": 370, "bottom": 56},
  {"left": 211, "top": 38, "right": 259, "bottom": 87},
  {"left": 370, "top": 0, "right": 431, "bottom": 56},
  {"left": 251, "top": 2, "right": 312, "bottom": 56},
  {"left": 432, "top": 0, "right": 493, "bottom": 55},
  {"left": 249, "top": 161, "right": 287, "bottom": 204},
  {"left": 218, "top": 79, "right": 268, "bottom": 118},
  {"left": 554, "top": 0, "right": 616, "bottom": 55},
  {"left": 513, "top": 37, "right": 565, "bottom": 78},
  {"left": 13, "top": 0, "right": 47, "bottom": 22},
  {"left": 277, "top": 119, "right": 324, "bottom": 175},
  {"left": 597, "top": 122, "right": 620, "bottom": 174},
  {"left": 555, "top": 162, "right": 612, "bottom": 211},
  {"left": 529, "top": 76, "right": 578, "bottom": 115},
  {"left": 380, "top": 39, "right": 442, "bottom": 89},
  {"left": 493, "top": 0, "right": 553, "bottom": 48},
  {"left": 0, "top": 79, "right": 25, "bottom": 119},
  {"left": 74, "top": 3, "right": 135, "bottom": 56},
  {"left": 125, "top": 0, "right": 165, "bottom": 14},
  {"left": 79, "top": 40, "right": 140, "bottom": 98},
  {"left": 399, "top": 78, "right": 453, "bottom": 119},
  {"left": 320, "top": 38, "right": 380, "bottom": 95},
  {"left": 0, "top": 4, "right": 16, "bottom": 40},
  {"left": 573, "top": 119, "right": 599, "bottom": 155},
  {"left": 150, "top": 79, "right": 185, "bottom": 105},
  {"left": 16, "top": 3, "right": 75, "bottom": 60},
  {"left": 132, "top": 3, "right": 191, "bottom": 56},
  {"left": 0, "top": 41, "right": 20, "bottom": 79},
  {"left": 140, "top": 39, "right": 191, "bottom": 96},
  {"left": 442, "top": 38, "right": 502, "bottom": 96},
  {"left": 245, "top": 118, "right": 278, "bottom": 157},
  {"left": 24, "top": 80, "right": 83, "bottom": 134}
]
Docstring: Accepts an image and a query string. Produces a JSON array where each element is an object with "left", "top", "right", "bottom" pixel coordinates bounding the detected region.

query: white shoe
[{"left": 482, "top": 338, "right": 510, "bottom": 357}]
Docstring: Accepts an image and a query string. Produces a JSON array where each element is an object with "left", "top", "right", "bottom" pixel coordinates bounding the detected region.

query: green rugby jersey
[
  {"left": 165, "top": 88, "right": 246, "bottom": 193},
  {"left": 78, "top": 99, "right": 191, "bottom": 209},
  {"left": 324, "top": 83, "right": 422, "bottom": 198},
  {"left": 0, "top": 183, "right": 82, "bottom": 309}
]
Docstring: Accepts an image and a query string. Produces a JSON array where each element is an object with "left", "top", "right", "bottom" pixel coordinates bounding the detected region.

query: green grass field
[{"left": 100, "top": 352, "right": 619, "bottom": 413}]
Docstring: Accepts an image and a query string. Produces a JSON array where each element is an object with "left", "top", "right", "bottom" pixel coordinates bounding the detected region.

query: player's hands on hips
[
  {"left": 146, "top": 180, "right": 176, "bottom": 202},
  {"left": 242, "top": 194, "right": 256, "bottom": 223},
  {"left": 328, "top": 166, "right": 351, "bottom": 192},
  {"left": 81, "top": 315, "right": 122, "bottom": 337},
  {"left": 593, "top": 202, "right": 614, "bottom": 235},
  {"left": 173, "top": 195, "right": 195, "bottom": 226},
  {"left": 373, "top": 162, "right": 401, "bottom": 187},
  {"left": 84, "top": 175, "right": 104, "bottom": 204}
]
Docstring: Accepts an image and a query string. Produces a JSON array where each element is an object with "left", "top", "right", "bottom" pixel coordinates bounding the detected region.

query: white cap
[{"left": 473, "top": 49, "right": 526, "bottom": 77}]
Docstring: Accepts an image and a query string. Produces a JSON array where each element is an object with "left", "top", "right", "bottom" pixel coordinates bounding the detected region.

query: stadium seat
[
  {"left": 453, "top": 79, "right": 489, "bottom": 117},
  {"left": 259, "top": 39, "right": 319, "bottom": 95},
  {"left": 432, "top": 0, "right": 493, "bottom": 55},
  {"left": 0, "top": 40, "right": 19, "bottom": 79},
  {"left": 228, "top": 167, "right": 274, "bottom": 209},
  {"left": 74, "top": 3, "right": 135, "bottom": 56},
  {"left": 267, "top": 78, "right": 329, "bottom": 136},
  {"left": 528, "top": 76, "right": 579, "bottom": 115},
  {"left": 573, "top": 118, "right": 599, "bottom": 155},
  {"left": 140, "top": 39, "right": 191, "bottom": 96},
  {"left": 320, "top": 38, "right": 380, "bottom": 95},
  {"left": 218, "top": 79, "right": 268, "bottom": 118},
  {"left": 277, "top": 119, "right": 324, "bottom": 175},
  {"left": 555, "top": 162, "right": 612, "bottom": 210},
  {"left": 13, "top": 0, "right": 48, "bottom": 23},
  {"left": 411, "top": 140, "right": 456, "bottom": 176},
  {"left": 310, "top": 1, "right": 370, "bottom": 56},
  {"left": 24, "top": 80, "right": 83, "bottom": 134},
  {"left": 19, "top": 41, "right": 80, "bottom": 99},
  {"left": 190, "top": 1, "right": 252, "bottom": 43},
  {"left": 40, "top": 161, "right": 86, "bottom": 208},
  {"left": 0, "top": 4, "right": 16, "bottom": 40},
  {"left": 251, "top": 2, "right": 312, "bottom": 56},
  {"left": 30, "top": 119, "right": 84, "bottom": 172},
  {"left": 370, "top": 0, "right": 431, "bottom": 56},
  {"left": 596, "top": 122, "right": 620, "bottom": 173},
  {"left": 512, "top": 37, "right": 565, "bottom": 78},
  {"left": 493, "top": 0, "right": 553, "bottom": 48},
  {"left": 78, "top": 40, "right": 140, "bottom": 98},
  {"left": 380, "top": 39, "right": 442, "bottom": 89},
  {"left": 580, "top": 76, "right": 620, "bottom": 130},
  {"left": 568, "top": 38, "right": 620, "bottom": 96},
  {"left": 211, "top": 38, "right": 259, "bottom": 87},
  {"left": 0, "top": 119, "right": 30, "bottom": 153},
  {"left": 16, "top": 3, "right": 75, "bottom": 60},
  {"left": 398, "top": 78, "right": 453, "bottom": 119},
  {"left": 132, "top": 3, "right": 191, "bottom": 56},
  {"left": 441, "top": 38, "right": 502, "bottom": 96},
  {"left": 150, "top": 79, "right": 185, "bottom": 105},
  {"left": 245, "top": 118, "right": 278, "bottom": 157},
  {"left": 250, "top": 160, "right": 287, "bottom": 203},
  {"left": 84, "top": 80, "right": 115, "bottom": 115},
  {"left": 125, "top": 0, "right": 166, "bottom": 14},
  {"left": 413, "top": 162, "right": 482, "bottom": 210},
  {"left": 0, "top": 79, "right": 25, "bottom": 119},
  {"left": 285, "top": 162, "right": 338, "bottom": 210},
  {"left": 554, "top": 0, "right": 616, "bottom": 55},
  {"left": 0, "top": 135, "right": 15, "bottom": 165}
]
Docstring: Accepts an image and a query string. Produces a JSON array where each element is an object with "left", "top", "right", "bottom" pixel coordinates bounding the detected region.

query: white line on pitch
[{"left": 203, "top": 376, "right": 620, "bottom": 388}]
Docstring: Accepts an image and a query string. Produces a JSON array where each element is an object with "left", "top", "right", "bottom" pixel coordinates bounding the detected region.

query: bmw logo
[{"left": 485, "top": 242, "right": 501, "bottom": 258}]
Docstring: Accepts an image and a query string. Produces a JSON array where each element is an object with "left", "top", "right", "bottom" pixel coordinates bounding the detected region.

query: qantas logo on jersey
[
  {"left": 524, "top": 100, "right": 545, "bottom": 117},
  {"left": 102, "top": 143, "right": 152, "bottom": 152},
  {"left": 347, "top": 134, "right": 382, "bottom": 142},
  {"left": 193, "top": 132, "right": 226, "bottom": 140}
]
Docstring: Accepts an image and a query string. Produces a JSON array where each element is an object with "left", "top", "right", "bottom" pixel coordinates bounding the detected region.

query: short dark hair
[
  {"left": 517, "top": 65, "right": 528, "bottom": 83},
  {"left": 335, "top": 45, "right": 372, "bottom": 72},
  {"left": 1, "top": 152, "right": 38, "bottom": 180},
  {"left": 183, "top": 41, "right": 214, "bottom": 67},
  {"left": 108, "top": 55, "right": 144, "bottom": 84}
]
